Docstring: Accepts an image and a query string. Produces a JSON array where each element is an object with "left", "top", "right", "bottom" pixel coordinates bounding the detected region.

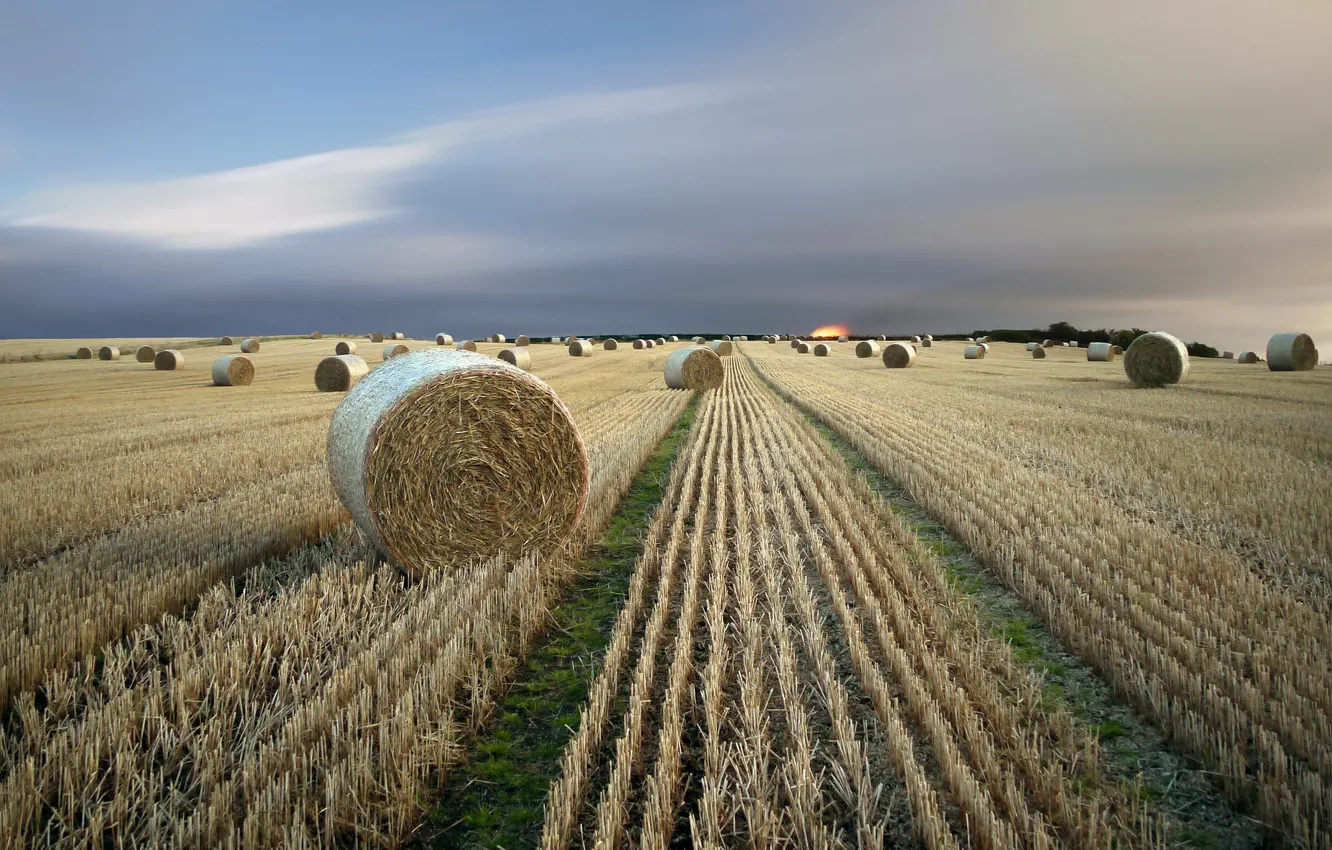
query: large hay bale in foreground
[
  {"left": 603, "top": 339, "right": 618, "bottom": 350},
  {"left": 814, "top": 343, "right": 832, "bottom": 357},
  {"left": 336, "top": 340, "right": 359, "bottom": 355},
  {"left": 515, "top": 335, "right": 531, "bottom": 347},
  {"left": 98, "top": 346, "right": 120, "bottom": 361},
  {"left": 75, "top": 347, "right": 93, "bottom": 359},
  {"left": 212, "top": 355, "right": 254, "bottom": 386},
  {"left": 220, "top": 336, "right": 235, "bottom": 346},
  {"left": 327, "top": 349, "right": 589, "bottom": 574},
  {"left": 154, "top": 349, "right": 184, "bottom": 371},
  {"left": 569, "top": 340, "right": 594, "bottom": 357},
  {"left": 371, "top": 333, "right": 386, "bottom": 343},
  {"left": 709, "top": 339, "right": 734, "bottom": 356},
  {"left": 1238, "top": 351, "right": 1260, "bottom": 364},
  {"left": 435, "top": 334, "right": 454, "bottom": 346},
  {"left": 964, "top": 345, "right": 986, "bottom": 360},
  {"left": 498, "top": 347, "right": 532, "bottom": 371},
  {"left": 1124, "top": 331, "right": 1189, "bottom": 388},
  {"left": 309, "top": 331, "right": 323, "bottom": 339},
  {"left": 135, "top": 345, "right": 156, "bottom": 363},
  {"left": 1266, "top": 332, "right": 1318, "bottom": 372},
  {"left": 457, "top": 340, "right": 478, "bottom": 352},
  {"left": 665, "top": 346, "right": 724, "bottom": 390},
  {"left": 882, "top": 343, "right": 916, "bottom": 368},
  {"left": 1032, "top": 346, "right": 1047, "bottom": 359},
  {"left": 797, "top": 342, "right": 811, "bottom": 354},
  {"left": 241, "top": 338, "right": 260, "bottom": 353},
  {"left": 1087, "top": 342, "right": 1115, "bottom": 362},
  {"left": 384, "top": 343, "right": 409, "bottom": 360},
  {"left": 855, "top": 340, "right": 880, "bottom": 358},
  {"left": 315, "top": 355, "right": 369, "bottom": 392}
]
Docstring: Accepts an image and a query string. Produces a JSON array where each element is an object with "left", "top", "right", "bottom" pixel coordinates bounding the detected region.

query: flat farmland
[{"left": 0, "top": 336, "right": 1327, "bottom": 849}]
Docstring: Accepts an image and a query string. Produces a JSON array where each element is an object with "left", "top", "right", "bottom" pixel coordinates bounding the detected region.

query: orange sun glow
[{"left": 810, "top": 324, "right": 850, "bottom": 338}]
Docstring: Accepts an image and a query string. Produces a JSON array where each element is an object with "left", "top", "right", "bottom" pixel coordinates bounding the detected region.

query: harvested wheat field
[{"left": 0, "top": 335, "right": 1328, "bottom": 849}]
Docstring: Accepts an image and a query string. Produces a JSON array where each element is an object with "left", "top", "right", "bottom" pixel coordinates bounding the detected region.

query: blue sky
[{"left": 1, "top": 1, "right": 1330, "bottom": 354}]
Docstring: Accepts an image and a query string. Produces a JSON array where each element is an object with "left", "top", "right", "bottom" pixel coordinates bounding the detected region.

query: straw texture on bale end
[
  {"left": 315, "top": 355, "right": 369, "bottom": 392},
  {"left": 327, "top": 348, "right": 589, "bottom": 575},
  {"left": 632, "top": 339, "right": 648, "bottom": 350},
  {"left": 855, "top": 339, "right": 880, "bottom": 358},
  {"left": 964, "top": 345, "right": 986, "bottom": 360},
  {"left": 693, "top": 336, "right": 706, "bottom": 344},
  {"left": 1266, "top": 332, "right": 1318, "bottom": 372},
  {"left": 153, "top": 349, "right": 184, "bottom": 371},
  {"left": 220, "top": 336, "right": 235, "bottom": 346},
  {"left": 515, "top": 335, "right": 531, "bottom": 347},
  {"left": 882, "top": 342, "right": 916, "bottom": 368},
  {"left": 920, "top": 338, "right": 932, "bottom": 347},
  {"left": 768, "top": 336, "right": 779, "bottom": 344},
  {"left": 490, "top": 334, "right": 507, "bottom": 344},
  {"left": 212, "top": 355, "right": 254, "bottom": 386},
  {"left": 664, "top": 345, "right": 724, "bottom": 390},
  {"left": 435, "top": 334, "right": 454, "bottom": 346},
  {"left": 722, "top": 335, "right": 732, "bottom": 341},
  {"left": 498, "top": 347, "right": 532, "bottom": 371},
  {"left": 645, "top": 339, "right": 656, "bottom": 349},
  {"left": 1043, "top": 339, "right": 1057, "bottom": 347},
  {"left": 336, "top": 340, "right": 359, "bottom": 356},
  {"left": 384, "top": 343, "right": 409, "bottom": 360},
  {"left": 371, "top": 333, "right": 385, "bottom": 343},
  {"left": 309, "top": 331, "right": 323, "bottom": 339},
  {"left": 814, "top": 343, "right": 832, "bottom": 357},
  {"left": 1032, "top": 346, "right": 1047, "bottom": 359},
  {"left": 709, "top": 339, "right": 734, "bottom": 357},
  {"left": 1124, "top": 331, "right": 1189, "bottom": 388},
  {"left": 135, "top": 345, "right": 156, "bottom": 363},
  {"left": 601, "top": 338, "right": 617, "bottom": 350},
  {"left": 1238, "top": 351, "right": 1260, "bottom": 364},
  {"left": 240, "top": 338, "right": 260, "bottom": 353},
  {"left": 797, "top": 342, "right": 811, "bottom": 354},
  {"left": 456, "top": 340, "right": 478, "bottom": 352},
  {"left": 569, "top": 339, "right": 594, "bottom": 357},
  {"left": 75, "top": 347, "right": 93, "bottom": 359},
  {"left": 98, "top": 346, "right": 120, "bottom": 361},
  {"left": 1086, "top": 342, "right": 1116, "bottom": 362}
]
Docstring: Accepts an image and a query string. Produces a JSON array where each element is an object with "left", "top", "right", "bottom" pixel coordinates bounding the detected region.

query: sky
[{"left": 1, "top": 1, "right": 1330, "bottom": 356}]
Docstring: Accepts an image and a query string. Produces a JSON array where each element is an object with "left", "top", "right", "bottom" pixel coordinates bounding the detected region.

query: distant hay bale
[
  {"left": 565, "top": 337, "right": 576, "bottom": 346},
  {"left": 391, "top": 332, "right": 406, "bottom": 340},
  {"left": 327, "top": 348, "right": 589, "bottom": 575},
  {"left": 1087, "top": 342, "right": 1115, "bottom": 362},
  {"left": 924, "top": 335, "right": 933, "bottom": 341},
  {"left": 154, "top": 349, "right": 184, "bottom": 370},
  {"left": 371, "top": 333, "right": 385, "bottom": 343},
  {"left": 964, "top": 345, "right": 986, "bottom": 360},
  {"left": 1070, "top": 341, "right": 1080, "bottom": 348},
  {"left": 837, "top": 335, "right": 849, "bottom": 343},
  {"left": 882, "top": 342, "right": 916, "bottom": 368},
  {"left": 569, "top": 339, "right": 594, "bottom": 357},
  {"left": 1266, "top": 332, "right": 1318, "bottom": 372},
  {"left": 664, "top": 346, "right": 724, "bottom": 390},
  {"left": 1238, "top": 351, "right": 1260, "bottom": 364},
  {"left": 1222, "top": 351, "right": 1234, "bottom": 359},
  {"left": 814, "top": 343, "right": 831, "bottom": 357},
  {"left": 384, "top": 343, "right": 409, "bottom": 360},
  {"left": 492, "top": 334, "right": 507, "bottom": 344},
  {"left": 966, "top": 337, "right": 976, "bottom": 343},
  {"left": 722, "top": 335, "right": 732, "bottom": 341},
  {"left": 603, "top": 339, "right": 618, "bottom": 350},
  {"left": 220, "top": 336, "right": 235, "bottom": 346},
  {"left": 921, "top": 338, "right": 932, "bottom": 348},
  {"left": 1026, "top": 342, "right": 1040, "bottom": 351},
  {"left": 709, "top": 339, "right": 734, "bottom": 356},
  {"left": 75, "top": 346, "right": 93, "bottom": 359},
  {"left": 876, "top": 335, "right": 887, "bottom": 342},
  {"left": 550, "top": 337, "right": 561, "bottom": 344},
  {"left": 1032, "top": 346, "right": 1047, "bottom": 359},
  {"left": 797, "top": 342, "right": 811, "bottom": 354},
  {"left": 135, "top": 345, "right": 156, "bottom": 363},
  {"left": 498, "top": 347, "right": 532, "bottom": 371},
  {"left": 645, "top": 339, "right": 656, "bottom": 349},
  {"left": 911, "top": 335, "right": 922, "bottom": 344},
  {"left": 633, "top": 339, "right": 648, "bottom": 350},
  {"left": 435, "top": 334, "right": 454, "bottom": 346},
  {"left": 515, "top": 335, "right": 531, "bottom": 346},
  {"left": 1042, "top": 339, "right": 1056, "bottom": 348},
  {"left": 457, "top": 340, "right": 478, "bottom": 352},
  {"left": 979, "top": 343, "right": 990, "bottom": 354},
  {"left": 98, "top": 346, "right": 120, "bottom": 361},
  {"left": 790, "top": 338, "right": 803, "bottom": 349},
  {"left": 769, "top": 336, "right": 778, "bottom": 344},
  {"left": 212, "top": 355, "right": 254, "bottom": 386},
  {"left": 1112, "top": 345, "right": 1124, "bottom": 355},
  {"left": 978, "top": 336, "right": 992, "bottom": 344},
  {"left": 309, "top": 331, "right": 323, "bottom": 339},
  {"left": 855, "top": 340, "right": 880, "bottom": 358},
  {"left": 315, "top": 355, "right": 369, "bottom": 392},
  {"left": 336, "top": 341, "right": 359, "bottom": 355},
  {"left": 241, "top": 338, "right": 260, "bottom": 353},
  {"left": 693, "top": 336, "right": 706, "bottom": 344},
  {"left": 1124, "top": 331, "right": 1189, "bottom": 388},
  {"left": 655, "top": 337, "right": 666, "bottom": 346},
  {"left": 669, "top": 335, "right": 679, "bottom": 342},
  {"left": 1060, "top": 342, "right": 1071, "bottom": 348}
]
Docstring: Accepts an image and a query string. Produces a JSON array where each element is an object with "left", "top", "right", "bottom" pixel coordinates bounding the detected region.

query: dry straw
[
  {"left": 435, "top": 334, "right": 454, "bottom": 346},
  {"left": 1124, "top": 331, "right": 1189, "bottom": 387},
  {"left": 1266, "top": 332, "right": 1318, "bottom": 372},
  {"left": 153, "top": 349, "right": 184, "bottom": 371},
  {"left": 664, "top": 345, "right": 724, "bottom": 389},
  {"left": 336, "top": 340, "right": 359, "bottom": 356},
  {"left": 797, "top": 342, "right": 811, "bottom": 354},
  {"left": 1238, "top": 351, "right": 1260, "bottom": 364},
  {"left": 384, "top": 343, "right": 409, "bottom": 360},
  {"left": 1032, "top": 346, "right": 1047, "bottom": 359},
  {"left": 135, "top": 345, "right": 156, "bottom": 363},
  {"left": 98, "top": 346, "right": 120, "bottom": 361},
  {"left": 814, "top": 343, "right": 832, "bottom": 356},
  {"left": 516, "top": 335, "right": 531, "bottom": 346},
  {"left": 498, "top": 347, "right": 532, "bottom": 371},
  {"left": 212, "top": 355, "right": 254, "bottom": 386},
  {"left": 241, "top": 338, "right": 261, "bottom": 353},
  {"left": 569, "top": 339, "right": 594, "bottom": 357},
  {"left": 1087, "top": 342, "right": 1115, "bottom": 361},
  {"left": 457, "top": 340, "right": 478, "bottom": 352},
  {"left": 964, "top": 345, "right": 986, "bottom": 360},
  {"left": 855, "top": 340, "right": 880, "bottom": 358},
  {"left": 709, "top": 339, "right": 734, "bottom": 356},
  {"left": 220, "top": 336, "right": 235, "bottom": 345},
  {"left": 371, "top": 333, "right": 385, "bottom": 343},
  {"left": 315, "top": 354, "right": 369, "bottom": 392},
  {"left": 75, "top": 347, "right": 93, "bottom": 359},
  {"left": 882, "top": 342, "right": 916, "bottom": 368},
  {"left": 309, "top": 331, "right": 323, "bottom": 339}
]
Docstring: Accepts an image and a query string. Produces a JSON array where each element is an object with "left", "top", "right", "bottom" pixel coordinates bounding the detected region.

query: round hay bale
[
  {"left": 911, "top": 335, "right": 922, "bottom": 344},
  {"left": 315, "top": 354, "right": 369, "bottom": 392},
  {"left": 135, "top": 345, "right": 156, "bottom": 363},
  {"left": 391, "top": 332, "right": 406, "bottom": 341},
  {"left": 979, "top": 343, "right": 990, "bottom": 354},
  {"left": 569, "top": 339, "right": 594, "bottom": 357},
  {"left": 1042, "top": 339, "right": 1056, "bottom": 348},
  {"left": 978, "top": 336, "right": 992, "bottom": 344},
  {"left": 964, "top": 345, "right": 986, "bottom": 360},
  {"left": 709, "top": 339, "right": 734, "bottom": 357},
  {"left": 1087, "top": 342, "right": 1115, "bottom": 362},
  {"left": 1113, "top": 345, "right": 1124, "bottom": 355},
  {"left": 212, "top": 355, "right": 254, "bottom": 386},
  {"left": 336, "top": 340, "right": 359, "bottom": 356},
  {"left": 220, "top": 336, "right": 235, "bottom": 346},
  {"left": 1124, "top": 331, "right": 1189, "bottom": 387},
  {"left": 1032, "top": 346, "right": 1047, "bottom": 359},
  {"left": 384, "top": 343, "right": 409, "bottom": 360},
  {"left": 1026, "top": 342, "right": 1040, "bottom": 351},
  {"left": 550, "top": 337, "right": 561, "bottom": 344},
  {"left": 855, "top": 340, "right": 880, "bottom": 358},
  {"left": 1222, "top": 351, "right": 1234, "bottom": 359},
  {"left": 1070, "top": 341, "right": 1080, "bottom": 348},
  {"left": 309, "top": 331, "right": 323, "bottom": 339},
  {"left": 669, "top": 335, "right": 679, "bottom": 342},
  {"left": 655, "top": 337, "right": 666, "bottom": 346},
  {"left": 456, "top": 340, "right": 478, "bottom": 352},
  {"left": 564, "top": 336, "right": 576, "bottom": 346},
  {"left": 98, "top": 346, "right": 120, "bottom": 361},
  {"left": 490, "top": 334, "right": 506, "bottom": 344},
  {"left": 153, "top": 349, "right": 184, "bottom": 370},
  {"left": 722, "top": 335, "right": 732, "bottom": 342},
  {"left": 327, "top": 348, "right": 588, "bottom": 575},
  {"left": 1266, "top": 332, "right": 1318, "bottom": 372},
  {"left": 498, "top": 347, "right": 532, "bottom": 371},
  {"left": 664, "top": 345, "right": 724, "bottom": 390},
  {"left": 768, "top": 336, "right": 778, "bottom": 344},
  {"left": 645, "top": 339, "right": 656, "bottom": 349},
  {"left": 515, "top": 335, "right": 531, "bottom": 347},
  {"left": 603, "top": 338, "right": 618, "bottom": 350},
  {"left": 371, "top": 333, "right": 385, "bottom": 343},
  {"left": 1238, "top": 351, "right": 1260, "bottom": 363},
  {"left": 882, "top": 342, "right": 916, "bottom": 368},
  {"left": 435, "top": 334, "right": 454, "bottom": 346},
  {"left": 693, "top": 336, "right": 706, "bottom": 344},
  {"left": 1060, "top": 342, "right": 1070, "bottom": 348},
  {"left": 924, "top": 335, "right": 934, "bottom": 341},
  {"left": 240, "top": 338, "right": 260, "bottom": 353},
  {"left": 814, "top": 343, "right": 832, "bottom": 357},
  {"left": 790, "top": 338, "right": 803, "bottom": 349},
  {"left": 921, "top": 338, "right": 932, "bottom": 348},
  {"left": 633, "top": 339, "right": 647, "bottom": 350},
  {"left": 75, "top": 346, "right": 93, "bottom": 359},
  {"left": 797, "top": 342, "right": 811, "bottom": 354},
  {"left": 876, "top": 335, "right": 887, "bottom": 342},
  {"left": 966, "top": 337, "right": 975, "bottom": 343},
  {"left": 837, "top": 335, "right": 849, "bottom": 343}
]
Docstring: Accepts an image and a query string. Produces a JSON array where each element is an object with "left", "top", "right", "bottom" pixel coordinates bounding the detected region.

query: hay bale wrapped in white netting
[
  {"left": 336, "top": 340, "right": 359, "bottom": 355},
  {"left": 98, "top": 346, "right": 120, "bottom": 361},
  {"left": 75, "top": 346, "right": 93, "bottom": 359},
  {"left": 964, "top": 345, "right": 986, "bottom": 360},
  {"left": 924, "top": 334, "right": 934, "bottom": 341},
  {"left": 790, "top": 338, "right": 803, "bottom": 349},
  {"left": 709, "top": 339, "right": 734, "bottom": 356},
  {"left": 837, "top": 335, "right": 849, "bottom": 343},
  {"left": 1222, "top": 351, "right": 1234, "bottom": 359},
  {"left": 1238, "top": 351, "right": 1260, "bottom": 363},
  {"left": 645, "top": 339, "right": 656, "bottom": 349},
  {"left": 241, "top": 338, "right": 260, "bottom": 353},
  {"left": 569, "top": 339, "right": 594, "bottom": 357},
  {"left": 220, "top": 336, "right": 235, "bottom": 345},
  {"left": 1266, "top": 332, "right": 1318, "bottom": 372},
  {"left": 491, "top": 334, "right": 507, "bottom": 344},
  {"left": 603, "top": 338, "right": 618, "bottom": 350},
  {"left": 135, "top": 345, "right": 156, "bottom": 363},
  {"left": 655, "top": 337, "right": 666, "bottom": 346},
  {"left": 315, "top": 354, "right": 369, "bottom": 392},
  {"left": 882, "top": 342, "right": 916, "bottom": 368},
  {"left": 391, "top": 332, "right": 406, "bottom": 340},
  {"left": 515, "top": 335, "right": 531, "bottom": 346},
  {"left": 876, "top": 335, "right": 887, "bottom": 341},
  {"left": 1124, "top": 331, "right": 1189, "bottom": 387},
  {"left": 550, "top": 337, "right": 562, "bottom": 344},
  {"left": 664, "top": 345, "right": 724, "bottom": 390},
  {"left": 154, "top": 349, "right": 184, "bottom": 370},
  {"left": 435, "top": 334, "right": 454, "bottom": 346},
  {"left": 911, "top": 335, "right": 922, "bottom": 344},
  {"left": 855, "top": 340, "right": 880, "bottom": 358},
  {"left": 814, "top": 343, "right": 832, "bottom": 357},
  {"left": 979, "top": 336, "right": 992, "bottom": 344},
  {"left": 693, "top": 336, "right": 706, "bottom": 344},
  {"left": 1032, "top": 346, "right": 1047, "bottom": 359},
  {"left": 768, "top": 336, "right": 779, "bottom": 344},
  {"left": 384, "top": 343, "right": 409, "bottom": 360},
  {"left": 498, "top": 347, "right": 532, "bottom": 371},
  {"left": 1026, "top": 342, "right": 1039, "bottom": 351},
  {"left": 327, "top": 348, "right": 589, "bottom": 575},
  {"left": 371, "top": 333, "right": 385, "bottom": 343},
  {"left": 309, "top": 331, "right": 323, "bottom": 339},
  {"left": 633, "top": 339, "right": 648, "bottom": 350},
  {"left": 669, "top": 335, "right": 679, "bottom": 342},
  {"left": 212, "top": 355, "right": 254, "bottom": 386},
  {"left": 1087, "top": 342, "right": 1115, "bottom": 362},
  {"left": 966, "top": 337, "right": 976, "bottom": 343},
  {"left": 1042, "top": 339, "right": 1056, "bottom": 348},
  {"left": 797, "top": 342, "right": 811, "bottom": 354},
  {"left": 722, "top": 335, "right": 732, "bottom": 341},
  {"left": 921, "top": 338, "right": 932, "bottom": 348},
  {"left": 457, "top": 340, "right": 478, "bottom": 352}
]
